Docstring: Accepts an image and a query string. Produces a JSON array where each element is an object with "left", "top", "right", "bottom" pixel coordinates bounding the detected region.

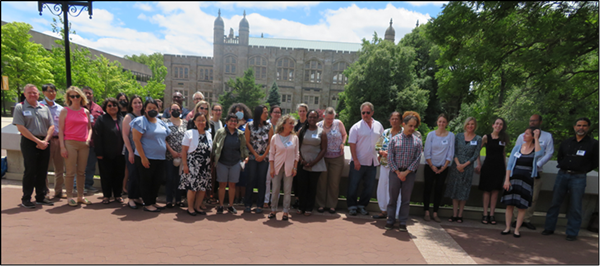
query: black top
[
  {"left": 219, "top": 129, "right": 241, "bottom": 166},
  {"left": 93, "top": 113, "right": 124, "bottom": 159},
  {"left": 294, "top": 119, "right": 306, "bottom": 133},
  {"left": 557, "top": 135, "right": 599, "bottom": 173}
]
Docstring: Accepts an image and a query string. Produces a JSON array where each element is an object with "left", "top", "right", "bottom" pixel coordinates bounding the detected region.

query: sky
[{"left": 1, "top": 1, "right": 447, "bottom": 58}]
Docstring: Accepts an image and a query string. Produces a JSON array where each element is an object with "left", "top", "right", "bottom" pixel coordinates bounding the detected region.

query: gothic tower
[
  {"left": 384, "top": 18, "right": 395, "bottom": 42},
  {"left": 214, "top": 9, "right": 225, "bottom": 94}
]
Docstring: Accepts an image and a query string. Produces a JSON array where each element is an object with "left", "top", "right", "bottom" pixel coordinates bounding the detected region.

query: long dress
[
  {"left": 444, "top": 132, "right": 482, "bottom": 201},
  {"left": 179, "top": 132, "right": 212, "bottom": 192},
  {"left": 478, "top": 134, "right": 507, "bottom": 191},
  {"left": 500, "top": 151, "right": 535, "bottom": 209}
]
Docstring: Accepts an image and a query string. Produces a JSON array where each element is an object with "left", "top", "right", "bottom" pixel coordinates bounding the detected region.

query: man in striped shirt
[{"left": 385, "top": 114, "right": 423, "bottom": 232}]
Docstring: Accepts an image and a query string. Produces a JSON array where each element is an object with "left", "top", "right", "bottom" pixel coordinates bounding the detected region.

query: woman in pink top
[
  {"left": 268, "top": 114, "right": 299, "bottom": 221},
  {"left": 59, "top": 86, "right": 93, "bottom": 207}
]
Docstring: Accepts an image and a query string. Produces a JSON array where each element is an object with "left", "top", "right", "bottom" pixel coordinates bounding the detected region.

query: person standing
[
  {"left": 211, "top": 104, "right": 224, "bottom": 132},
  {"left": 40, "top": 84, "right": 65, "bottom": 199},
  {"left": 93, "top": 98, "right": 125, "bottom": 204},
  {"left": 59, "top": 86, "right": 93, "bottom": 206},
  {"left": 163, "top": 92, "right": 190, "bottom": 119},
  {"left": 292, "top": 103, "right": 309, "bottom": 209},
  {"left": 163, "top": 103, "right": 188, "bottom": 208},
  {"left": 80, "top": 86, "right": 104, "bottom": 194},
  {"left": 478, "top": 118, "right": 508, "bottom": 225},
  {"left": 347, "top": 102, "right": 384, "bottom": 216},
  {"left": 13, "top": 84, "right": 55, "bottom": 208},
  {"left": 372, "top": 112, "right": 402, "bottom": 220},
  {"left": 384, "top": 114, "right": 423, "bottom": 232},
  {"left": 184, "top": 92, "right": 205, "bottom": 121},
  {"left": 422, "top": 114, "right": 455, "bottom": 222},
  {"left": 243, "top": 105, "right": 273, "bottom": 213},
  {"left": 542, "top": 118, "right": 598, "bottom": 241},
  {"left": 116, "top": 93, "right": 129, "bottom": 117},
  {"left": 511, "top": 114, "right": 554, "bottom": 230},
  {"left": 130, "top": 99, "right": 171, "bottom": 212},
  {"left": 268, "top": 115, "right": 300, "bottom": 221},
  {"left": 180, "top": 113, "right": 213, "bottom": 216},
  {"left": 263, "top": 105, "right": 282, "bottom": 208},
  {"left": 445, "top": 117, "right": 482, "bottom": 223},
  {"left": 316, "top": 107, "right": 347, "bottom": 214},
  {"left": 227, "top": 103, "right": 252, "bottom": 204},
  {"left": 501, "top": 127, "right": 544, "bottom": 238},
  {"left": 123, "top": 95, "right": 144, "bottom": 209},
  {"left": 212, "top": 113, "right": 249, "bottom": 214},
  {"left": 296, "top": 110, "right": 327, "bottom": 215}
]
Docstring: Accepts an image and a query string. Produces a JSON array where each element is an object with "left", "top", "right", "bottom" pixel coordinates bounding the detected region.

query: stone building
[{"left": 164, "top": 11, "right": 395, "bottom": 114}]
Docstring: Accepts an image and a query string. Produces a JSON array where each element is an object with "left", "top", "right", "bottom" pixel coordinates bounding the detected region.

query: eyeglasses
[
  {"left": 272, "top": 112, "right": 281, "bottom": 114},
  {"left": 362, "top": 111, "right": 371, "bottom": 115},
  {"left": 213, "top": 109, "right": 222, "bottom": 112},
  {"left": 107, "top": 104, "right": 117, "bottom": 108},
  {"left": 199, "top": 107, "right": 207, "bottom": 110},
  {"left": 69, "top": 94, "right": 81, "bottom": 99},
  {"left": 194, "top": 98, "right": 203, "bottom": 101}
]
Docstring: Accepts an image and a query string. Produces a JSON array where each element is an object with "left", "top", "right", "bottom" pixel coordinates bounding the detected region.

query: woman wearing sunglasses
[{"left": 58, "top": 86, "right": 93, "bottom": 207}]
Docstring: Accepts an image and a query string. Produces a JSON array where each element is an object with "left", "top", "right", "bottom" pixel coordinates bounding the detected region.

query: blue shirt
[
  {"left": 40, "top": 99, "right": 63, "bottom": 136},
  {"left": 130, "top": 116, "right": 171, "bottom": 160}
]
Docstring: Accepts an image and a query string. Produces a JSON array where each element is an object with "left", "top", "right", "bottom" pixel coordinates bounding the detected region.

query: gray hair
[
  {"left": 324, "top": 107, "right": 336, "bottom": 116},
  {"left": 192, "top": 91, "right": 204, "bottom": 100},
  {"left": 360, "top": 102, "right": 374, "bottom": 112}
]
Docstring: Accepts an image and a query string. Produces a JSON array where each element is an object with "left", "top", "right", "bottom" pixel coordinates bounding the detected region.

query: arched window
[
  {"left": 304, "top": 59, "right": 322, "bottom": 83},
  {"left": 276, "top": 57, "right": 295, "bottom": 81},
  {"left": 225, "top": 56, "right": 237, "bottom": 74},
  {"left": 249, "top": 56, "right": 267, "bottom": 80},
  {"left": 332, "top": 61, "right": 348, "bottom": 85}
]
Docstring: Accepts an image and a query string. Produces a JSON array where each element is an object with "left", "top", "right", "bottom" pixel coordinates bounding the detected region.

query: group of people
[{"left": 13, "top": 84, "right": 597, "bottom": 241}]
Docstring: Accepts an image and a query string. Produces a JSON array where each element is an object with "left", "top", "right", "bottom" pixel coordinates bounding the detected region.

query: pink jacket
[{"left": 269, "top": 133, "right": 300, "bottom": 177}]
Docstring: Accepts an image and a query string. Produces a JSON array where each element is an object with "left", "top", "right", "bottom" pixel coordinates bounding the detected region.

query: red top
[{"left": 64, "top": 107, "right": 89, "bottom": 142}]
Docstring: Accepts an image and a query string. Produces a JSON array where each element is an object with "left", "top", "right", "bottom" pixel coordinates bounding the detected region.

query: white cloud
[
  {"left": 133, "top": 2, "right": 153, "bottom": 12},
  {"left": 406, "top": 1, "right": 448, "bottom": 7},
  {"left": 233, "top": 2, "right": 320, "bottom": 10},
  {"left": 138, "top": 13, "right": 148, "bottom": 20},
  {"left": 3, "top": 1, "right": 37, "bottom": 12}
]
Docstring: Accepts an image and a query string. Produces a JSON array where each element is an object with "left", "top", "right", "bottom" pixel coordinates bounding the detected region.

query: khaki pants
[
  {"left": 514, "top": 177, "right": 542, "bottom": 223},
  {"left": 46, "top": 137, "right": 65, "bottom": 196},
  {"left": 315, "top": 155, "right": 345, "bottom": 209},
  {"left": 64, "top": 140, "right": 89, "bottom": 199}
]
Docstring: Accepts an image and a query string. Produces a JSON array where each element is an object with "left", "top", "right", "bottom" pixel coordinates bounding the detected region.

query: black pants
[
  {"left": 125, "top": 149, "right": 141, "bottom": 200},
  {"left": 297, "top": 166, "right": 321, "bottom": 212},
  {"left": 98, "top": 155, "right": 125, "bottom": 198},
  {"left": 135, "top": 156, "right": 165, "bottom": 206},
  {"left": 422, "top": 165, "right": 448, "bottom": 212},
  {"left": 21, "top": 136, "right": 51, "bottom": 202}
]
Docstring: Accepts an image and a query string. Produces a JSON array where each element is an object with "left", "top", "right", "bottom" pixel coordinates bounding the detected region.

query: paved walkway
[{"left": 1, "top": 179, "right": 598, "bottom": 264}]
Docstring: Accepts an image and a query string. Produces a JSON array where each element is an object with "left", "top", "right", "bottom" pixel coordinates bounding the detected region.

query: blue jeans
[
  {"left": 244, "top": 159, "right": 268, "bottom": 208},
  {"left": 544, "top": 170, "right": 587, "bottom": 236},
  {"left": 165, "top": 160, "right": 182, "bottom": 203},
  {"left": 347, "top": 161, "right": 377, "bottom": 210},
  {"left": 74, "top": 147, "right": 96, "bottom": 189}
]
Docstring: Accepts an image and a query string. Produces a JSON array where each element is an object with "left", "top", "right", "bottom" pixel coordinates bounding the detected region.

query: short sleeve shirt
[
  {"left": 348, "top": 119, "right": 384, "bottom": 166},
  {"left": 40, "top": 100, "right": 63, "bottom": 136},
  {"left": 131, "top": 116, "right": 171, "bottom": 160},
  {"left": 12, "top": 101, "right": 53, "bottom": 137}
]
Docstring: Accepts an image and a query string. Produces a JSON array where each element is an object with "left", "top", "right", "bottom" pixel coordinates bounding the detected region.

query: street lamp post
[{"left": 38, "top": 1, "right": 93, "bottom": 88}]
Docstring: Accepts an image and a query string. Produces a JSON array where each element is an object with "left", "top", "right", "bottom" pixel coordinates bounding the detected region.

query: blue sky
[{"left": 1, "top": 1, "right": 447, "bottom": 57}]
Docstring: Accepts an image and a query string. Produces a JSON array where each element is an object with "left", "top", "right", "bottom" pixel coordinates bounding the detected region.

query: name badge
[
  {"left": 470, "top": 140, "right": 477, "bottom": 146},
  {"left": 441, "top": 140, "right": 449, "bottom": 145},
  {"left": 576, "top": 150, "right": 586, "bottom": 156},
  {"left": 208, "top": 128, "right": 212, "bottom": 133},
  {"left": 312, "top": 134, "right": 318, "bottom": 139},
  {"left": 331, "top": 129, "right": 337, "bottom": 134},
  {"left": 167, "top": 122, "right": 174, "bottom": 127},
  {"left": 499, "top": 141, "right": 506, "bottom": 146},
  {"left": 89, "top": 114, "right": 94, "bottom": 123},
  {"left": 514, "top": 152, "right": 522, "bottom": 158},
  {"left": 285, "top": 141, "right": 293, "bottom": 147},
  {"left": 539, "top": 140, "right": 545, "bottom": 145},
  {"left": 23, "top": 110, "right": 32, "bottom": 116}
]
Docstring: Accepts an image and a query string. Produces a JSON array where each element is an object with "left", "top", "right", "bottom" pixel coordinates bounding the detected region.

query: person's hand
[
  {"left": 97, "top": 156, "right": 103, "bottom": 160},
  {"left": 353, "top": 160, "right": 361, "bottom": 171},
  {"left": 36, "top": 140, "right": 48, "bottom": 150},
  {"left": 475, "top": 165, "right": 481, "bottom": 174},
  {"left": 170, "top": 150, "right": 180, "bottom": 158},
  {"left": 60, "top": 147, "right": 68, "bottom": 158},
  {"left": 85, "top": 139, "right": 90, "bottom": 146},
  {"left": 183, "top": 165, "right": 189, "bottom": 174},
  {"left": 396, "top": 171, "right": 406, "bottom": 182},
  {"left": 128, "top": 153, "right": 135, "bottom": 164},
  {"left": 304, "top": 160, "right": 313, "bottom": 168},
  {"left": 503, "top": 180, "right": 511, "bottom": 191},
  {"left": 380, "top": 150, "right": 388, "bottom": 158},
  {"left": 255, "top": 154, "right": 264, "bottom": 162},
  {"left": 430, "top": 165, "right": 439, "bottom": 173},
  {"left": 457, "top": 164, "right": 465, "bottom": 173},
  {"left": 533, "top": 129, "right": 540, "bottom": 140},
  {"left": 142, "top": 157, "right": 150, "bottom": 168},
  {"left": 437, "top": 166, "right": 447, "bottom": 174},
  {"left": 243, "top": 157, "right": 249, "bottom": 164},
  {"left": 340, "top": 144, "right": 344, "bottom": 151},
  {"left": 270, "top": 168, "right": 275, "bottom": 178},
  {"left": 292, "top": 168, "right": 297, "bottom": 177}
]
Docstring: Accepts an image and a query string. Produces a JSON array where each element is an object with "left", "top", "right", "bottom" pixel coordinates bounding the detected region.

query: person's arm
[
  {"left": 407, "top": 141, "right": 422, "bottom": 173},
  {"left": 43, "top": 108, "right": 54, "bottom": 147},
  {"left": 84, "top": 109, "right": 92, "bottom": 145},
  {"left": 388, "top": 137, "right": 399, "bottom": 173},
  {"left": 533, "top": 129, "right": 542, "bottom": 154},
  {"left": 440, "top": 133, "right": 455, "bottom": 173},
  {"left": 181, "top": 145, "right": 190, "bottom": 173},
  {"left": 261, "top": 127, "right": 274, "bottom": 162},
  {"left": 240, "top": 131, "right": 249, "bottom": 161},
  {"left": 504, "top": 146, "right": 519, "bottom": 191},
  {"left": 424, "top": 132, "right": 437, "bottom": 171},
  {"left": 93, "top": 116, "right": 104, "bottom": 159},
  {"left": 556, "top": 140, "right": 565, "bottom": 169},
  {"left": 467, "top": 136, "right": 482, "bottom": 165},
  {"left": 245, "top": 125, "right": 260, "bottom": 159},
  {"left": 58, "top": 108, "right": 68, "bottom": 158},
  {"left": 269, "top": 134, "right": 276, "bottom": 178},
  {"left": 122, "top": 115, "right": 136, "bottom": 164},
  {"left": 339, "top": 120, "right": 348, "bottom": 150},
  {"left": 132, "top": 128, "right": 149, "bottom": 168},
  {"left": 292, "top": 135, "right": 299, "bottom": 177},
  {"left": 537, "top": 133, "right": 554, "bottom": 168}
]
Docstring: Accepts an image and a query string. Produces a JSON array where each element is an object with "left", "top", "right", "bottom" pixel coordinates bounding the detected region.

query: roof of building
[{"left": 248, "top": 37, "right": 362, "bottom": 52}]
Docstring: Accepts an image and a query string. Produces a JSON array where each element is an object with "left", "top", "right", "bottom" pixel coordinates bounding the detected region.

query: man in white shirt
[
  {"left": 347, "top": 102, "right": 384, "bottom": 216},
  {"left": 513, "top": 114, "right": 554, "bottom": 230}
]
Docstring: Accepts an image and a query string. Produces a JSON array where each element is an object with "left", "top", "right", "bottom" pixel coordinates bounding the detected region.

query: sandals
[
  {"left": 268, "top": 213, "right": 276, "bottom": 219},
  {"left": 101, "top": 198, "right": 110, "bottom": 204},
  {"left": 328, "top": 208, "right": 336, "bottom": 214},
  {"left": 481, "top": 215, "right": 489, "bottom": 224},
  {"left": 317, "top": 207, "right": 325, "bottom": 213},
  {"left": 68, "top": 198, "right": 78, "bottom": 207},
  {"left": 115, "top": 197, "right": 124, "bottom": 204},
  {"left": 456, "top": 217, "right": 463, "bottom": 223},
  {"left": 304, "top": 211, "right": 312, "bottom": 216},
  {"left": 78, "top": 198, "right": 92, "bottom": 205},
  {"left": 282, "top": 214, "right": 289, "bottom": 221},
  {"left": 296, "top": 209, "right": 304, "bottom": 215},
  {"left": 489, "top": 215, "right": 497, "bottom": 225},
  {"left": 448, "top": 216, "right": 457, "bottom": 222}
]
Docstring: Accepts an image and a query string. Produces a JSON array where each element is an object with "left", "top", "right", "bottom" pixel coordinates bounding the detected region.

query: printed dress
[
  {"left": 179, "top": 132, "right": 212, "bottom": 192},
  {"left": 444, "top": 132, "right": 482, "bottom": 201},
  {"left": 163, "top": 119, "right": 188, "bottom": 161}
]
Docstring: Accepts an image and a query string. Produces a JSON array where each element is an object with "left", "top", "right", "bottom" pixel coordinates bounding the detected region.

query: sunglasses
[
  {"left": 362, "top": 111, "right": 371, "bottom": 115},
  {"left": 199, "top": 107, "right": 207, "bottom": 110},
  {"left": 69, "top": 94, "right": 81, "bottom": 99},
  {"left": 107, "top": 104, "right": 117, "bottom": 108}
]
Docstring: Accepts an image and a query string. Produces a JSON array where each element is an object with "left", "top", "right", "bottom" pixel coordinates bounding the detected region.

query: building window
[
  {"left": 173, "top": 66, "right": 189, "bottom": 79},
  {"left": 276, "top": 58, "right": 294, "bottom": 81},
  {"left": 249, "top": 56, "right": 267, "bottom": 80},
  {"left": 281, "top": 94, "right": 292, "bottom": 103},
  {"left": 304, "top": 60, "right": 322, "bottom": 83},
  {"left": 225, "top": 56, "right": 237, "bottom": 74},
  {"left": 198, "top": 67, "right": 213, "bottom": 81},
  {"left": 314, "top": 96, "right": 319, "bottom": 105},
  {"left": 202, "top": 91, "right": 214, "bottom": 102},
  {"left": 332, "top": 62, "right": 348, "bottom": 85}
]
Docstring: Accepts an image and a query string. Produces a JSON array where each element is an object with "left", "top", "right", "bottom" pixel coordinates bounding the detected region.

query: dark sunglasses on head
[
  {"left": 69, "top": 94, "right": 81, "bottom": 99},
  {"left": 362, "top": 111, "right": 371, "bottom": 115}
]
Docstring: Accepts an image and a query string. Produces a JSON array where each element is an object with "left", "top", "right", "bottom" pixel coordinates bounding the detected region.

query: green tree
[
  {"left": 266, "top": 81, "right": 281, "bottom": 108},
  {"left": 219, "top": 68, "right": 266, "bottom": 115},
  {"left": 125, "top": 52, "right": 166, "bottom": 100},
  {"left": 1, "top": 22, "right": 54, "bottom": 100},
  {"left": 339, "top": 34, "right": 429, "bottom": 131}
]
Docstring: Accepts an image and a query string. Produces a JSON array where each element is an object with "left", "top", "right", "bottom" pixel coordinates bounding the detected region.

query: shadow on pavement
[{"left": 1, "top": 205, "right": 40, "bottom": 214}]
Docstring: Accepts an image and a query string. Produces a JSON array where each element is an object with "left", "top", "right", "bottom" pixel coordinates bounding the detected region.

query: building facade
[{"left": 164, "top": 11, "right": 396, "bottom": 114}]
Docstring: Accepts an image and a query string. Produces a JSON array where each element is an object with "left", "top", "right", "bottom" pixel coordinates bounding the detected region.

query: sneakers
[
  {"left": 358, "top": 207, "right": 369, "bottom": 215},
  {"left": 398, "top": 225, "right": 408, "bottom": 232},
  {"left": 21, "top": 201, "right": 36, "bottom": 209},
  {"left": 385, "top": 223, "right": 394, "bottom": 230},
  {"left": 541, "top": 230, "right": 554, "bottom": 235},
  {"left": 228, "top": 206, "right": 238, "bottom": 214},
  {"left": 566, "top": 235, "right": 577, "bottom": 241},
  {"left": 217, "top": 206, "right": 224, "bottom": 214},
  {"left": 522, "top": 222, "right": 536, "bottom": 230},
  {"left": 348, "top": 209, "right": 357, "bottom": 216},
  {"left": 36, "top": 198, "right": 54, "bottom": 206},
  {"left": 244, "top": 207, "right": 252, "bottom": 213}
]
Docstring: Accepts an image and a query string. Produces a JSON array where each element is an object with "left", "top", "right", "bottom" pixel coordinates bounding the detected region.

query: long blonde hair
[
  {"left": 64, "top": 86, "right": 88, "bottom": 106},
  {"left": 193, "top": 100, "right": 211, "bottom": 122},
  {"left": 275, "top": 114, "right": 296, "bottom": 135}
]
